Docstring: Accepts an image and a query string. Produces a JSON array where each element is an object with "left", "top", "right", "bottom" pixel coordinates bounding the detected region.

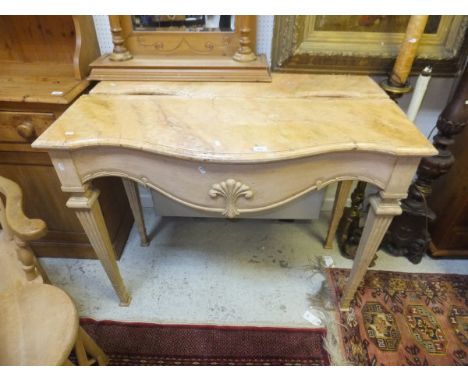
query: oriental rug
[
  {"left": 78, "top": 318, "right": 330, "bottom": 366},
  {"left": 326, "top": 268, "right": 468, "bottom": 366}
]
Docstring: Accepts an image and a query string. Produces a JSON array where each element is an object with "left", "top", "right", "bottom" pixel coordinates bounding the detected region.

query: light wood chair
[{"left": 0, "top": 175, "right": 108, "bottom": 366}]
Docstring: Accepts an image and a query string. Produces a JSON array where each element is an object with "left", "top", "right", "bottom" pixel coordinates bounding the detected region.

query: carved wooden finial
[
  {"left": 109, "top": 16, "right": 132, "bottom": 62},
  {"left": 233, "top": 28, "right": 257, "bottom": 62}
]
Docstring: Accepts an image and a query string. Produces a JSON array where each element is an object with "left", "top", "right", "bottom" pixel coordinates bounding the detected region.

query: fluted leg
[
  {"left": 122, "top": 178, "right": 149, "bottom": 247},
  {"left": 67, "top": 187, "right": 131, "bottom": 306},
  {"left": 324, "top": 180, "right": 353, "bottom": 249},
  {"left": 340, "top": 195, "right": 402, "bottom": 310}
]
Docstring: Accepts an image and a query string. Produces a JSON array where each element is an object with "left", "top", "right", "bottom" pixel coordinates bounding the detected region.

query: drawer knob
[{"left": 16, "top": 121, "right": 36, "bottom": 140}]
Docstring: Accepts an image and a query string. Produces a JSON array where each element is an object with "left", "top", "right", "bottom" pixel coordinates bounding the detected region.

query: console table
[{"left": 32, "top": 74, "right": 436, "bottom": 310}]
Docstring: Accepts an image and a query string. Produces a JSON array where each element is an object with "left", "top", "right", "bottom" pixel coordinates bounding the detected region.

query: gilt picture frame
[{"left": 272, "top": 16, "right": 468, "bottom": 76}]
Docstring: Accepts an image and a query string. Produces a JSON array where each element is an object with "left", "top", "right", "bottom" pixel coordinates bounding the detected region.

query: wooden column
[
  {"left": 109, "top": 16, "right": 132, "bottom": 61},
  {"left": 382, "top": 15, "right": 429, "bottom": 99},
  {"left": 390, "top": 16, "right": 429, "bottom": 86},
  {"left": 233, "top": 17, "right": 257, "bottom": 62}
]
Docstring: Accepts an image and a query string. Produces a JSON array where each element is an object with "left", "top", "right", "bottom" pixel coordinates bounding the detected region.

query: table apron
[{"left": 63, "top": 147, "right": 397, "bottom": 217}]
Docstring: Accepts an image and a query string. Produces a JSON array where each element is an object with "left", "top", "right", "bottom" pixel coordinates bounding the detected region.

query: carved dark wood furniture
[
  {"left": 384, "top": 67, "right": 467, "bottom": 263},
  {"left": 428, "top": 71, "right": 468, "bottom": 257}
]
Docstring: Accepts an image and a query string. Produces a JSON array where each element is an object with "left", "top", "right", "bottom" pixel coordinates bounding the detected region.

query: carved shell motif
[{"left": 208, "top": 179, "right": 253, "bottom": 218}]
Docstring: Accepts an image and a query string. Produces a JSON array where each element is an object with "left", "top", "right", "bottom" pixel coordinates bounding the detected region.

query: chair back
[{"left": 0, "top": 176, "right": 47, "bottom": 291}]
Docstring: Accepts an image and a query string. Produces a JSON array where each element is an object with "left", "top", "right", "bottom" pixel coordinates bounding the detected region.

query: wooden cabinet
[
  {"left": 0, "top": 111, "right": 55, "bottom": 145},
  {"left": 0, "top": 16, "right": 133, "bottom": 259}
]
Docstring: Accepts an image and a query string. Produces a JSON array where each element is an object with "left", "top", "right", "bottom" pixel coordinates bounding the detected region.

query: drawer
[{"left": 0, "top": 111, "right": 55, "bottom": 149}]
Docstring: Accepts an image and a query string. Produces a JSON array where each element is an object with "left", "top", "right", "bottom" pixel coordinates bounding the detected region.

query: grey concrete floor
[{"left": 41, "top": 209, "right": 468, "bottom": 327}]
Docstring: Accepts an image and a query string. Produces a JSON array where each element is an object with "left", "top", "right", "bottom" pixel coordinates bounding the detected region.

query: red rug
[
  {"left": 79, "top": 318, "right": 330, "bottom": 365},
  {"left": 326, "top": 268, "right": 468, "bottom": 366}
]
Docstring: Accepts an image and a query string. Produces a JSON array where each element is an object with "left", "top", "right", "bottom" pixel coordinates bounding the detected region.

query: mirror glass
[{"left": 132, "top": 16, "right": 235, "bottom": 32}]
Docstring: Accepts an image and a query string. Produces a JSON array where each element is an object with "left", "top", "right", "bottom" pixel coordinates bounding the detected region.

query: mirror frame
[{"left": 119, "top": 15, "right": 256, "bottom": 57}]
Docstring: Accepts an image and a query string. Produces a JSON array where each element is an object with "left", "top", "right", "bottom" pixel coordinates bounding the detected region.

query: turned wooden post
[
  {"left": 381, "top": 15, "right": 429, "bottom": 100},
  {"left": 109, "top": 16, "right": 132, "bottom": 62},
  {"left": 336, "top": 181, "right": 369, "bottom": 260},
  {"left": 15, "top": 240, "right": 43, "bottom": 283},
  {"left": 384, "top": 67, "right": 468, "bottom": 263},
  {"left": 233, "top": 28, "right": 257, "bottom": 62},
  {"left": 390, "top": 16, "right": 429, "bottom": 87},
  {"left": 0, "top": 176, "right": 49, "bottom": 283}
]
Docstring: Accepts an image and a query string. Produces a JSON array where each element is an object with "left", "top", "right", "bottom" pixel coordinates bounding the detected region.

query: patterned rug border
[
  {"left": 79, "top": 317, "right": 330, "bottom": 365},
  {"left": 80, "top": 317, "right": 328, "bottom": 334}
]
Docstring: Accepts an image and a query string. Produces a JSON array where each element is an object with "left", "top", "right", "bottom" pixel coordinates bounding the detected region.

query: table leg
[
  {"left": 122, "top": 178, "right": 149, "bottom": 246},
  {"left": 67, "top": 187, "right": 131, "bottom": 306},
  {"left": 324, "top": 180, "right": 353, "bottom": 249},
  {"left": 340, "top": 194, "right": 401, "bottom": 310}
]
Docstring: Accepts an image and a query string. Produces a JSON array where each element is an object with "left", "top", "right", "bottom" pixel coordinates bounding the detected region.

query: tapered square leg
[
  {"left": 122, "top": 178, "right": 149, "bottom": 246},
  {"left": 67, "top": 187, "right": 131, "bottom": 306},
  {"left": 324, "top": 180, "right": 353, "bottom": 249},
  {"left": 340, "top": 195, "right": 402, "bottom": 310}
]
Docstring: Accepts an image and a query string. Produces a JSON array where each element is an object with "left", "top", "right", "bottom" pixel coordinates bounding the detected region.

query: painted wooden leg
[
  {"left": 74, "top": 330, "right": 90, "bottom": 366},
  {"left": 76, "top": 327, "right": 109, "bottom": 366},
  {"left": 340, "top": 194, "right": 402, "bottom": 310},
  {"left": 324, "top": 180, "right": 353, "bottom": 249},
  {"left": 73, "top": 327, "right": 109, "bottom": 366},
  {"left": 122, "top": 178, "right": 149, "bottom": 246},
  {"left": 67, "top": 187, "right": 131, "bottom": 306}
]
